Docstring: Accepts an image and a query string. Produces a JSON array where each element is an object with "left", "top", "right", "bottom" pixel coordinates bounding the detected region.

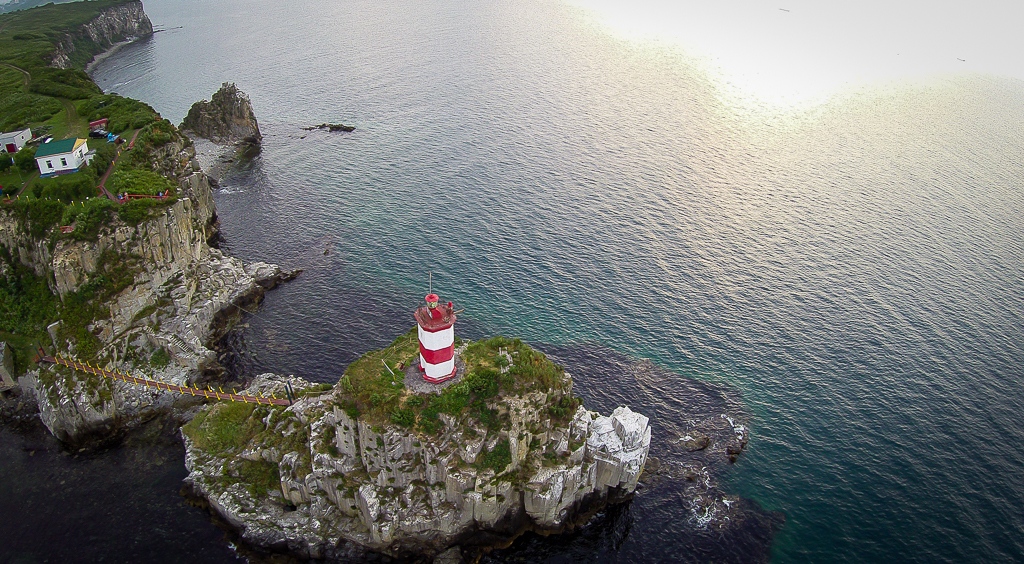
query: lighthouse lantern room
[{"left": 414, "top": 293, "right": 457, "bottom": 383}]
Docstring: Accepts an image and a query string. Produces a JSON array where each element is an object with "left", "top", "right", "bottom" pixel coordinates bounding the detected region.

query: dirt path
[
  {"left": 12, "top": 170, "right": 39, "bottom": 197},
  {"left": 59, "top": 98, "right": 90, "bottom": 139},
  {"left": 0, "top": 62, "right": 30, "bottom": 92}
]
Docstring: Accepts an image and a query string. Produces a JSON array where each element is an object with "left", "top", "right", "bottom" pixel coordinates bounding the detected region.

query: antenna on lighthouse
[{"left": 429, "top": 270, "right": 432, "bottom": 295}]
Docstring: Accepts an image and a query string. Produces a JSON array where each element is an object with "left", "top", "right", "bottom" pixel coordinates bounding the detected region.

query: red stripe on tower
[
  {"left": 419, "top": 343, "right": 455, "bottom": 365},
  {"left": 414, "top": 293, "right": 458, "bottom": 383}
]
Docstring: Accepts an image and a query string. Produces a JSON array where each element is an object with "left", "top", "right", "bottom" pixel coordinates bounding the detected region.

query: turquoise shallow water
[{"left": 84, "top": 0, "right": 1024, "bottom": 561}]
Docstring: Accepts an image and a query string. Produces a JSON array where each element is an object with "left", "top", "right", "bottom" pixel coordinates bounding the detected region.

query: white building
[
  {"left": 0, "top": 128, "right": 31, "bottom": 153},
  {"left": 34, "top": 138, "right": 91, "bottom": 178}
]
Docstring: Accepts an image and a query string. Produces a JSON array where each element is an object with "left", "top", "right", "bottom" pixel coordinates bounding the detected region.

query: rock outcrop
[
  {"left": 303, "top": 123, "right": 355, "bottom": 133},
  {"left": 0, "top": 127, "right": 293, "bottom": 446},
  {"left": 180, "top": 83, "right": 262, "bottom": 144},
  {"left": 182, "top": 342, "right": 651, "bottom": 561},
  {"left": 51, "top": 0, "right": 153, "bottom": 69}
]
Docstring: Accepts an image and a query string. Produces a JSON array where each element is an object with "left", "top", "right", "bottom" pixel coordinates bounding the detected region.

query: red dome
[{"left": 425, "top": 293, "right": 439, "bottom": 303}]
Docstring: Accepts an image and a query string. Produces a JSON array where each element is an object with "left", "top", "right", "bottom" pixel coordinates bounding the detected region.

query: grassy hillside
[
  {"left": 0, "top": 1, "right": 193, "bottom": 376},
  {"left": 0, "top": 0, "right": 160, "bottom": 134}
]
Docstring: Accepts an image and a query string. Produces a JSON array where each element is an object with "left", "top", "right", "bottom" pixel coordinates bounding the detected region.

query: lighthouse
[{"left": 414, "top": 293, "right": 457, "bottom": 383}]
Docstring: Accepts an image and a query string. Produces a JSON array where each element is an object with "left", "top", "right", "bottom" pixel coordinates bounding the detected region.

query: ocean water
[{"left": 85, "top": 0, "right": 1024, "bottom": 562}]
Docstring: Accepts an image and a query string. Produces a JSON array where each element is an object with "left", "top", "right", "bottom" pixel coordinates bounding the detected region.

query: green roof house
[{"left": 34, "top": 138, "right": 91, "bottom": 178}]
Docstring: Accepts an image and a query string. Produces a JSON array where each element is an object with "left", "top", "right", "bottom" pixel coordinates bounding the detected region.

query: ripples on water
[
  {"left": 83, "top": 0, "right": 1024, "bottom": 562},
  {"left": 0, "top": 422, "right": 238, "bottom": 564}
]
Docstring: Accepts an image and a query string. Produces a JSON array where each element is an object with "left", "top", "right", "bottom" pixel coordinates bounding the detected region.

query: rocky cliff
[
  {"left": 180, "top": 83, "right": 262, "bottom": 144},
  {"left": 182, "top": 335, "right": 651, "bottom": 561},
  {"left": 1, "top": 132, "right": 295, "bottom": 446},
  {"left": 51, "top": 0, "right": 153, "bottom": 69}
]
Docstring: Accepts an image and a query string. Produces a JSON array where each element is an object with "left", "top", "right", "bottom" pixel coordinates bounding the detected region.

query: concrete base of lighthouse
[{"left": 403, "top": 354, "right": 467, "bottom": 394}]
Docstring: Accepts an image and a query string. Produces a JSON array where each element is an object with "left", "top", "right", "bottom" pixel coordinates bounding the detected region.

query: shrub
[
  {"left": 14, "top": 145, "right": 36, "bottom": 173},
  {"left": 237, "top": 459, "right": 280, "bottom": 497},
  {"left": 432, "top": 383, "right": 469, "bottom": 415},
  {"left": 60, "top": 197, "right": 114, "bottom": 240},
  {"left": 28, "top": 67, "right": 100, "bottom": 100},
  {"left": 417, "top": 404, "right": 441, "bottom": 435},
  {"left": 117, "top": 197, "right": 175, "bottom": 226},
  {"left": 37, "top": 173, "right": 95, "bottom": 203},
  {"left": 472, "top": 399, "right": 500, "bottom": 430},
  {"left": 6, "top": 198, "right": 64, "bottom": 238},
  {"left": 85, "top": 140, "right": 118, "bottom": 179},
  {"left": 548, "top": 395, "right": 579, "bottom": 420},
  {"left": 0, "top": 258, "right": 58, "bottom": 336},
  {"left": 0, "top": 93, "right": 62, "bottom": 131},
  {"left": 481, "top": 440, "right": 511, "bottom": 473},
  {"left": 390, "top": 407, "right": 415, "bottom": 428},
  {"left": 86, "top": 94, "right": 159, "bottom": 134},
  {"left": 150, "top": 347, "right": 171, "bottom": 368},
  {"left": 108, "top": 168, "right": 175, "bottom": 196},
  {"left": 464, "top": 367, "right": 499, "bottom": 398}
]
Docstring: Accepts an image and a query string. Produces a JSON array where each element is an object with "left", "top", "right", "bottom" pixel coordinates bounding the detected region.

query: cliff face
[
  {"left": 51, "top": 0, "right": 153, "bottom": 69},
  {"left": 2, "top": 137, "right": 293, "bottom": 445},
  {"left": 183, "top": 366, "right": 651, "bottom": 560},
  {"left": 180, "top": 83, "right": 262, "bottom": 144}
]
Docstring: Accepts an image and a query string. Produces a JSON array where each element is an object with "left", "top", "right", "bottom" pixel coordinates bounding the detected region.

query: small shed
[
  {"left": 34, "top": 138, "right": 91, "bottom": 177},
  {"left": 0, "top": 128, "right": 31, "bottom": 154}
]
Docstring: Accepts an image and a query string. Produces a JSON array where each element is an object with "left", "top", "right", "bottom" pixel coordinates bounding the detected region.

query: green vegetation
[
  {"left": 182, "top": 400, "right": 318, "bottom": 498},
  {"left": 108, "top": 168, "right": 175, "bottom": 196},
  {"left": 4, "top": 197, "right": 63, "bottom": 237},
  {"left": 0, "top": 247, "right": 58, "bottom": 372},
  {"left": 236, "top": 459, "right": 281, "bottom": 498},
  {"left": 149, "top": 347, "right": 170, "bottom": 368},
  {"left": 27, "top": 66, "right": 99, "bottom": 100},
  {"left": 336, "top": 327, "right": 417, "bottom": 420},
  {"left": 336, "top": 330, "right": 573, "bottom": 435},
  {"left": 480, "top": 439, "right": 511, "bottom": 473},
  {"left": 179, "top": 331, "right": 580, "bottom": 496},
  {"left": 56, "top": 249, "right": 142, "bottom": 358},
  {"left": 59, "top": 196, "right": 115, "bottom": 240},
  {"left": 183, "top": 401, "right": 261, "bottom": 455},
  {"left": 76, "top": 95, "right": 159, "bottom": 134},
  {"left": 13, "top": 145, "right": 36, "bottom": 173},
  {"left": 30, "top": 170, "right": 94, "bottom": 201},
  {"left": 0, "top": 1, "right": 158, "bottom": 132}
]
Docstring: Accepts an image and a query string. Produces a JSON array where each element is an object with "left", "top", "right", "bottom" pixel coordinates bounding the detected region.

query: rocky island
[
  {"left": 183, "top": 331, "right": 650, "bottom": 561},
  {"left": 180, "top": 82, "right": 262, "bottom": 146}
]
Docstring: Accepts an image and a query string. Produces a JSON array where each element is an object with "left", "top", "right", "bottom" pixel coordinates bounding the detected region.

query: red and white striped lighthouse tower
[{"left": 414, "top": 293, "right": 457, "bottom": 383}]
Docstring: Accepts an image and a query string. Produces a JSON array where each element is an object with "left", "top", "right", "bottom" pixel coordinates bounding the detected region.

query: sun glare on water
[{"left": 565, "top": 0, "right": 1024, "bottom": 108}]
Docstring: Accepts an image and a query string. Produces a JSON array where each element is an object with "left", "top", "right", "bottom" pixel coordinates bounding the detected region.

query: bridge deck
[{"left": 40, "top": 355, "right": 291, "bottom": 406}]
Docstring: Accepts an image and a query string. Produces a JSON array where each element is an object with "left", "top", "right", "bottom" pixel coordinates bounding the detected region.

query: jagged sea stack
[{"left": 180, "top": 82, "right": 261, "bottom": 144}]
